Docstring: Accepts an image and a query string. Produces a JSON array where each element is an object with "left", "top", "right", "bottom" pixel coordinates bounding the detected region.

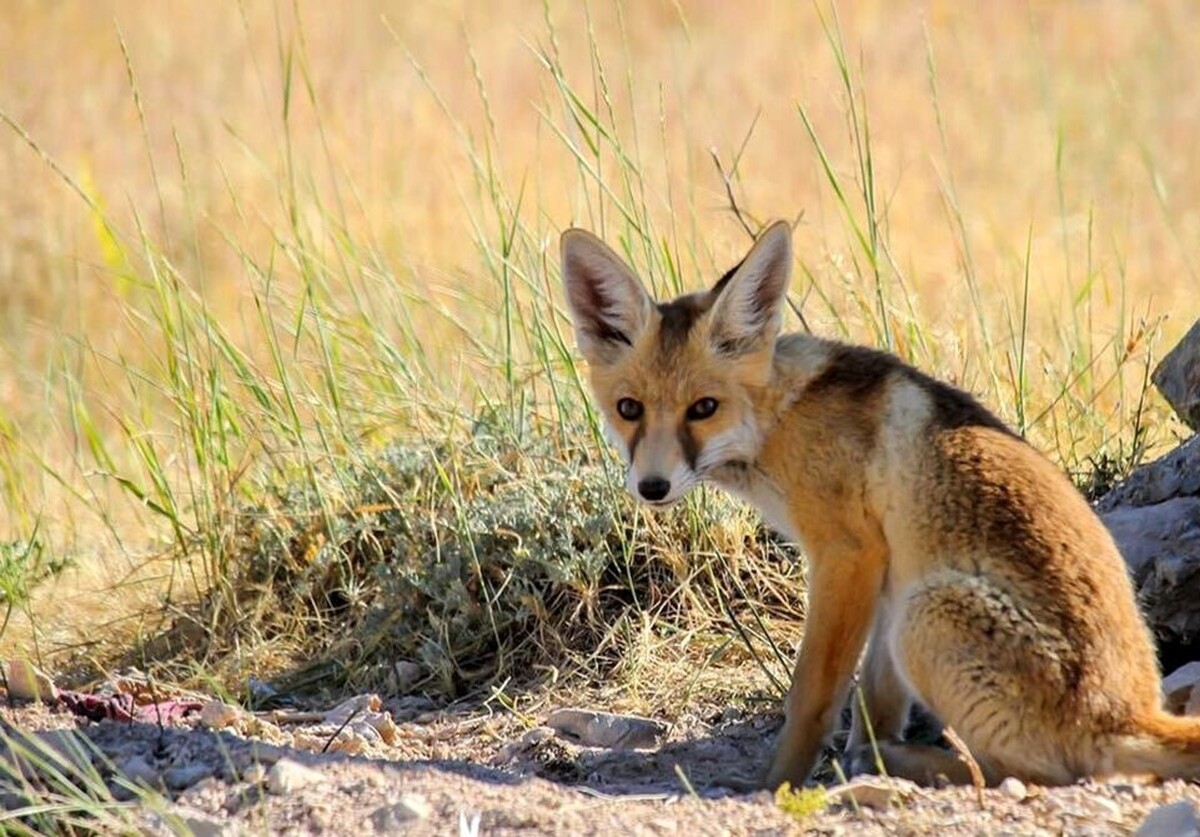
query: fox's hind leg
[
  {"left": 881, "top": 571, "right": 1081, "bottom": 786},
  {"left": 843, "top": 605, "right": 979, "bottom": 784},
  {"left": 846, "top": 740, "right": 985, "bottom": 785},
  {"left": 847, "top": 605, "right": 911, "bottom": 755},
  {"left": 849, "top": 601, "right": 912, "bottom": 748}
]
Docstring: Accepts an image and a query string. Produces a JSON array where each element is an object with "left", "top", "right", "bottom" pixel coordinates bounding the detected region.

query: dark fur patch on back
[
  {"left": 807, "top": 343, "right": 1014, "bottom": 435},
  {"left": 916, "top": 371, "right": 1013, "bottom": 435},
  {"left": 806, "top": 344, "right": 899, "bottom": 401}
]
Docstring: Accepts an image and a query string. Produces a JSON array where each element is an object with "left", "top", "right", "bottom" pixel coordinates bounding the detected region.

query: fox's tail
[{"left": 1110, "top": 711, "right": 1200, "bottom": 780}]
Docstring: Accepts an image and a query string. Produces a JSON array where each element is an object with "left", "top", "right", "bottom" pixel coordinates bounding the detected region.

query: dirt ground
[{"left": 3, "top": 690, "right": 1200, "bottom": 836}]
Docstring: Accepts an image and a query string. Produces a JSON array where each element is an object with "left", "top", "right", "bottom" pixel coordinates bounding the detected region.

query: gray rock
[
  {"left": 1162, "top": 662, "right": 1200, "bottom": 712},
  {"left": 265, "top": 758, "right": 323, "bottom": 795},
  {"left": 826, "top": 776, "right": 921, "bottom": 809},
  {"left": 1134, "top": 800, "right": 1200, "bottom": 837},
  {"left": 1096, "top": 436, "right": 1200, "bottom": 512},
  {"left": 544, "top": 708, "right": 668, "bottom": 750},
  {"left": 391, "top": 660, "right": 423, "bottom": 693},
  {"left": 1152, "top": 318, "right": 1200, "bottom": 430},
  {"left": 116, "top": 754, "right": 159, "bottom": 785},
  {"left": 1101, "top": 498, "right": 1200, "bottom": 647},
  {"left": 369, "top": 795, "right": 431, "bottom": 832},
  {"left": 999, "top": 776, "right": 1026, "bottom": 801},
  {"left": 163, "top": 762, "right": 213, "bottom": 790}
]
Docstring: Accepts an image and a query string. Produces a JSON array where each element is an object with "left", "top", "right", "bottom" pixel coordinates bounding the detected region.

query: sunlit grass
[{"left": 0, "top": 1, "right": 1191, "bottom": 717}]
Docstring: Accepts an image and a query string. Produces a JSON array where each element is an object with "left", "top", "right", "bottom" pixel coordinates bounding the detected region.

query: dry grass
[{"left": 0, "top": 1, "right": 1195, "bottom": 702}]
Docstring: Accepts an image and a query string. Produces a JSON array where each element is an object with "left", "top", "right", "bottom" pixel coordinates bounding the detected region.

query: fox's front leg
[{"left": 765, "top": 543, "right": 885, "bottom": 789}]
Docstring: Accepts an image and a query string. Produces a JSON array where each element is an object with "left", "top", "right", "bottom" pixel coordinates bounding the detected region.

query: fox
[{"left": 560, "top": 220, "right": 1200, "bottom": 790}]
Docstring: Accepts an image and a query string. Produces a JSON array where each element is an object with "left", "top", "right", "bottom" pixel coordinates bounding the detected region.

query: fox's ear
[
  {"left": 561, "top": 229, "right": 654, "bottom": 365},
  {"left": 709, "top": 221, "right": 792, "bottom": 356}
]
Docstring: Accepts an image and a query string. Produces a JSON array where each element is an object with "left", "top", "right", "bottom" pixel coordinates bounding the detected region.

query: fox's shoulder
[{"left": 772, "top": 333, "right": 1012, "bottom": 437}]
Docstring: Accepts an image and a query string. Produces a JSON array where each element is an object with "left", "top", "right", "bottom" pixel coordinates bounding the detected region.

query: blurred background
[{"left": 0, "top": 1, "right": 1196, "bottom": 671}]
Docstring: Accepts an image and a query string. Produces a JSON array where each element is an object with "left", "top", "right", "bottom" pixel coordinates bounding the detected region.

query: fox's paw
[{"left": 843, "top": 742, "right": 886, "bottom": 778}]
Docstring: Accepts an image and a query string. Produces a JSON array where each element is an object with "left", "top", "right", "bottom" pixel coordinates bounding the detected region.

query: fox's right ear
[{"left": 560, "top": 229, "right": 654, "bottom": 365}]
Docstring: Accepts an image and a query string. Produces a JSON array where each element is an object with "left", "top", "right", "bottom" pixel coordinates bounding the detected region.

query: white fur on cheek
[
  {"left": 603, "top": 420, "right": 631, "bottom": 462},
  {"left": 694, "top": 420, "right": 762, "bottom": 475}
]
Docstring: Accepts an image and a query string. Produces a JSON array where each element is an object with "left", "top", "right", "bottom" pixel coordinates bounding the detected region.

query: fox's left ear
[
  {"left": 560, "top": 228, "right": 654, "bottom": 366},
  {"left": 709, "top": 220, "right": 792, "bottom": 356}
]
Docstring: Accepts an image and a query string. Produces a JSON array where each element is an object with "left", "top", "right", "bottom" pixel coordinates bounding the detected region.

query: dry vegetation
[{"left": 0, "top": 0, "right": 1196, "bottom": 726}]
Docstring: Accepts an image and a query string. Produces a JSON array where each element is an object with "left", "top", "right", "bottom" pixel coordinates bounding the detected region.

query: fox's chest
[{"left": 710, "top": 464, "right": 805, "bottom": 551}]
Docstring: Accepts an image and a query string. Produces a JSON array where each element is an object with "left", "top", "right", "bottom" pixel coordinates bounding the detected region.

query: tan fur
[{"left": 560, "top": 221, "right": 1200, "bottom": 789}]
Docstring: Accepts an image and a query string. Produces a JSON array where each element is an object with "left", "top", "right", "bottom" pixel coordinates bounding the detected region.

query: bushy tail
[{"left": 1111, "top": 712, "right": 1200, "bottom": 780}]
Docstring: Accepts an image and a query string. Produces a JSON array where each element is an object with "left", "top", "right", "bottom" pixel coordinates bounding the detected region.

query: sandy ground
[{"left": 3, "top": 692, "right": 1200, "bottom": 836}]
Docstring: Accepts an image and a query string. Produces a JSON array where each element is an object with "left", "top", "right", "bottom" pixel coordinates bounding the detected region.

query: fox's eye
[
  {"left": 686, "top": 397, "right": 719, "bottom": 421},
  {"left": 616, "top": 398, "right": 643, "bottom": 421}
]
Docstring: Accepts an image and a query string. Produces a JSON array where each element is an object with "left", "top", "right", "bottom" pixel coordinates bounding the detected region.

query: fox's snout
[{"left": 636, "top": 476, "right": 671, "bottom": 502}]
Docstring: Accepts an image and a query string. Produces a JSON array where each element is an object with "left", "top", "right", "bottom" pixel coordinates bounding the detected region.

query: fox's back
[{"left": 769, "top": 336, "right": 1160, "bottom": 711}]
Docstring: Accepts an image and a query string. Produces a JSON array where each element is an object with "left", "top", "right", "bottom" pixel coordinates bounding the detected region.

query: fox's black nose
[{"left": 638, "top": 477, "right": 671, "bottom": 502}]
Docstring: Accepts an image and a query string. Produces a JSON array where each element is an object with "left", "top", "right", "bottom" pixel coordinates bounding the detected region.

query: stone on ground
[{"left": 544, "top": 708, "right": 667, "bottom": 750}]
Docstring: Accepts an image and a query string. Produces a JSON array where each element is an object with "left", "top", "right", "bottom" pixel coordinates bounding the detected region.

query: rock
[
  {"left": 826, "top": 776, "right": 921, "bottom": 809},
  {"left": 544, "top": 708, "right": 667, "bottom": 750},
  {"left": 391, "top": 661, "right": 423, "bottom": 693},
  {"left": 6, "top": 660, "right": 57, "bottom": 702},
  {"left": 323, "top": 694, "right": 382, "bottom": 726},
  {"left": 143, "top": 806, "right": 232, "bottom": 837},
  {"left": 1134, "top": 800, "right": 1200, "bottom": 837},
  {"left": 1099, "top": 496, "right": 1200, "bottom": 649},
  {"left": 1090, "top": 794, "right": 1123, "bottom": 820},
  {"left": 369, "top": 796, "right": 431, "bottom": 832},
  {"left": 492, "top": 726, "right": 557, "bottom": 765},
  {"left": 1162, "top": 662, "right": 1200, "bottom": 713},
  {"left": 999, "top": 776, "right": 1027, "bottom": 801},
  {"left": 265, "top": 758, "right": 323, "bottom": 795},
  {"left": 1097, "top": 436, "right": 1200, "bottom": 513},
  {"left": 199, "top": 700, "right": 242, "bottom": 730},
  {"left": 115, "top": 754, "right": 159, "bottom": 786},
  {"left": 241, "top": 763, "right": 267, "bottom": 784},
  {"left": 163, "top": 763, "right": 213, "bottom": 790},
  {"left": 1152, "top": 318, "right": 1200, "bottom": 430}
]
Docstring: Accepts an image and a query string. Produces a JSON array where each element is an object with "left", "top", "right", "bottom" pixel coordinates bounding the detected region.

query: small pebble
[
  {"left": 241, "top": 763, "right": 267, "bottom": 784},
  {"left": 999, "top": 776, "right": 1027, "bottom": 801},
  {"left": 6, "top": 661, "right": 57, "bottom": 702},
  {"left": 265, "top": 758, "right": 323, "bottom": 795},
  {"left": 116, "top": 755, "right": 158, "bottom": 786},
  {"left": 164, "top": 763, "right": 213, "bottom": 791},
  {"left": 199, "top": 700, "right": 241, "bottom": 730},
  {"left": 369, "top": 795, "right": 431, "bottom": 832}
]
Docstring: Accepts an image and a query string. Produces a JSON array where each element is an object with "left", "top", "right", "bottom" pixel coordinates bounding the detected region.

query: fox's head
[{"left": 561, "top": 221, "right": 792, "bottom": 507}]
